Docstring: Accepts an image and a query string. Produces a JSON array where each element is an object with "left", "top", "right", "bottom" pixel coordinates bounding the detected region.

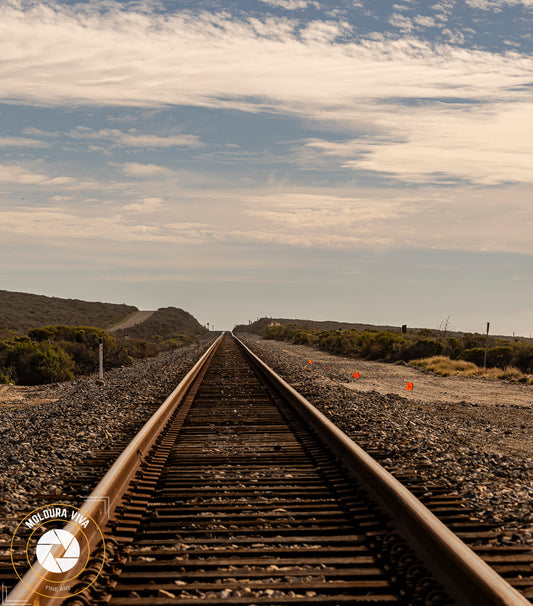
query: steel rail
[
  {"left": 235, "top": 335, "right": 531, "bottom": 606},
  {"left": 5, "top": 335, "right": 223, "bottom": 606}
]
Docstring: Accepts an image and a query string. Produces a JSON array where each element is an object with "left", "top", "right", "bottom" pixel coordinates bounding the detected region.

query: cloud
[
  {"left": 388, "top": 13, "right": 414, "bottom": 31},
  {"left": 66, "top": 127, "right": 202, "bottom": 148},
  {"left": 1, "top": 183, "right": 532, "bottom": 254},
  {"left": 120, "top": 162, "right": 176, "bottom": 177},
  {"left": 0, "top": 136, "right": 49, "bottom": 148},
  {"left": 239, "top": 186, "right": 533, "bottom": 252},
  {"left": 466, "top": 0, "right": 533, "bottom": 9},
  {"left": 1, "top": 4, "right": 532, "bottom": 186},
  {"left": 304, "top": 101, "right": 533, "bottom": 184},
  {"left": 414, "top": 15, "right": 436, "bottom": 27},
  {"left": 259, "top": 0, "right": 319, "bottom": 9},
  {"left": 123, "top": 196, "right": 163, "bottom": 213},
  {"left": 2, "top": 4, "right": 530, "bottom": 111},
  {"left": 0, "top": 163, "right": 49, "bottom": 184},
  {"left": 0, "top": 162, "right": 104, "bottom": 188},
  {"left": 0, "top": 204, "right": 208, "bottom": 243}
]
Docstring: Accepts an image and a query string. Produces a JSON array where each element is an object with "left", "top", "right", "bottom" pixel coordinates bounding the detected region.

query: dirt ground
[
  {"left": 0, "top": 383, "right": 63, "bottom": 409},
  {"left": 267, "top": 342, "right": 533, "bottom": 409}
]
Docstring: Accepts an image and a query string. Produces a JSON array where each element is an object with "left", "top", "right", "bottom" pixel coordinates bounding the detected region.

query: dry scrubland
[{"left": 253, "top": 322, "right": 533, "bottom": 384}]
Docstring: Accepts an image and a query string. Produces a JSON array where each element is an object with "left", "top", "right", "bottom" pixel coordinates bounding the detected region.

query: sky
[{"left": 0, "top": 0, "right": 532, "bottom": 335}]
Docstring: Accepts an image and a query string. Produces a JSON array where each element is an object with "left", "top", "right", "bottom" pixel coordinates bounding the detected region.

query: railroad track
[{"left": 4, "top": 334, "right": 532, "bottom": 605}]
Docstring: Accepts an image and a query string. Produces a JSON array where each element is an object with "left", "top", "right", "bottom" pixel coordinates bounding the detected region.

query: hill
[
  {"left": 0, "top": 289, "right": 137, "bottom": 333},
  {"left": 234, "top": 317, "right": 517, "bottom": 342},
  {"left": 234, "top": 317, "right": 405, "bottom": 335},
  {"left": 112, "top": 307, "right": 208, "bottom": 339}
]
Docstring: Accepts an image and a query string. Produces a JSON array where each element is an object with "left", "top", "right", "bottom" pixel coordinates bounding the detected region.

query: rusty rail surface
[{"left": 5, "top": 333, "right": 531, "bottom": 605}]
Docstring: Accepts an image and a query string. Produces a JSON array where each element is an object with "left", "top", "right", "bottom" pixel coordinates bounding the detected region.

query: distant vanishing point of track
[{"left": 6, "top": 334, "right": 532, "bottom": 605}]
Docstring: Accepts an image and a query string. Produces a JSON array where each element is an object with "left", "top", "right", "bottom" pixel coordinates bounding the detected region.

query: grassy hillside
[
  {"left": 112, "top": 307, "right": 208, "bottom": 339},
  {"left": 0, "top": 290, "right": 137, "bottom": 333}
]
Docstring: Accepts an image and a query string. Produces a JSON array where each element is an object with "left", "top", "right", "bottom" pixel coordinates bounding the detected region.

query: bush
[
  {"left": 401, "top": 339, "right": 443, "bottom": 361},
  {"left": 486, "top": 346, "right": 514, "bottom": 369},
  {"left": 34, "top": 344, "right": 75, "bottom": 384},
  {"left": 0, "top": 340, "right": 74, "bottom": 385},
  {"left": 29, "top": 325, "right": 132, "bottom": 374},
  {"left": 356, "top": 331, "right": 405, "bottom": 361},
  {"left": 0, "top": 322, "right": 200, "bottom": 385},
  {"left": 461, "top": 347, "right": 486, "bottom": 366}
]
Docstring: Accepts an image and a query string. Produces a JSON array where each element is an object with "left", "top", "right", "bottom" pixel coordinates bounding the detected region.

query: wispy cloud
[
  {"left": 66, "top": 127, "right": 202, "bottom": 148},
  {"left": 123, "top": 196, "right": 163, "bottom": 213},
  {"left": 2, "top": 5, "right": 530, "bottom": 110},
  {"left": 0, "top": 204, "right": 208, "bottom": 243},
  {"left": 304, "top": 101, "right": 533, "bottom": 184},
  {"left": 466, "top": 0, "right": 533, "bottom": 9},
  {"left": 1, "top": 183, "right": 532, "bottom": 255},
  {"left": 0, "top": 163, "right": 53, "bottom": 185},
  {"left": 120, "top": 163, "right": 176, "bottom": 177},
  {"left": 19, "top": 126, "right": 202, "bottom": 149},
  {"left": 259, "top": 0, "right": 319, "bottom": 9},
  {"left": 0, "top": 136, "right": 49, "bottom": 148}
]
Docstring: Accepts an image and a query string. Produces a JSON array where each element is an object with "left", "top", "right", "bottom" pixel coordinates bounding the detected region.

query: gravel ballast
[
  {"left": 0, "top": 338, "right": 216, "bottom": 537},
  {"left": 241, "top": 334, "right": 533, "bottom": 545}
]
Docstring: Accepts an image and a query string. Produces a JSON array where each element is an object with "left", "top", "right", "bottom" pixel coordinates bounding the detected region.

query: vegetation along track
[{"left": 6, "top": 334, "right": 532, "bottom": 605}]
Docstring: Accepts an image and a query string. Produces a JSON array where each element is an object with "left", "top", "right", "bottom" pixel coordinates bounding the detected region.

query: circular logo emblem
[
  {"left": 10, "top": 504, "right": 105, "bottom": 599},
  {"left": 36, "top": 529, "right": 80, "bottom": 573}
]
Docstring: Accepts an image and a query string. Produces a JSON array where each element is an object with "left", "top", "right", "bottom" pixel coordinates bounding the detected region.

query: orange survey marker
[
  {"left": 406, "top": 382, "right": 414, "bottom": 391},
  {"left": 308, "top": 360, "right": 313, "bottom": 365},
  {"left": 353, "top": 372, "right": 360, "bottom": 379}
]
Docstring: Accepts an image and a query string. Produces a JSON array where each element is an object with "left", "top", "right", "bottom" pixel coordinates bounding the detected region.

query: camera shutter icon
[{"left": 36, "top": 529, "right": 80, "bottom": 574}]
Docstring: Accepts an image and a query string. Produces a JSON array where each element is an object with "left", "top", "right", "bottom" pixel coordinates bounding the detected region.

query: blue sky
[{"left": 0, "top": 0, "right": 532, "bottom": 335}]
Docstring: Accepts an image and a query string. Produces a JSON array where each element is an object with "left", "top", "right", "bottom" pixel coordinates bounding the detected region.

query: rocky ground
[
  {"left": 1, "top": 333, "right": 532, "bottom": 548},
  {"left": 0, "top": 337, "right": 216, "bottom": 537},
  {"left": 241, "top": 334, "right": 533, "bottom": 545}
]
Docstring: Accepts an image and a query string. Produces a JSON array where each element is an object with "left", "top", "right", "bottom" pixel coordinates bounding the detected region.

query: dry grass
[{"left": 411, "top": 356, "right": 533, "bottom": 383}]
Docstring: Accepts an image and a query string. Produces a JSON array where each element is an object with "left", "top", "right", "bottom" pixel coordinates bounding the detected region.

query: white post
[
  {"left": 99, "top": 337, "right": 104, "bottom": 380},
  {"left": 483, "top": 322, "right": 490, "bottom": 369}
]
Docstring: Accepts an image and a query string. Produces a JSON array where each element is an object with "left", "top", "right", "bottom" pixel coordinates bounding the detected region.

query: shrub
[
  {"left": 402, "top": 339, "right": 443, "bottom": 361},
  {"left": 443, "top": 337, "right": 463, "bottom": 360},
  {"left": 486, "top": 346, "right": 514, "bottom": 369},
  {"left": 29, "top": 325, "right": 132, "bottom": 374},
  {"left": 461, "top": 347, "right": 486, "bottom": 366},
  {"left": 0, "top": 340, "right": 74, "bottom": 385},
  {"left": 357, "top": 331, "right": 405, "bottom": 361},
  {"left": 34, "top": 344, "right": 75, "bottom": 384}
]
